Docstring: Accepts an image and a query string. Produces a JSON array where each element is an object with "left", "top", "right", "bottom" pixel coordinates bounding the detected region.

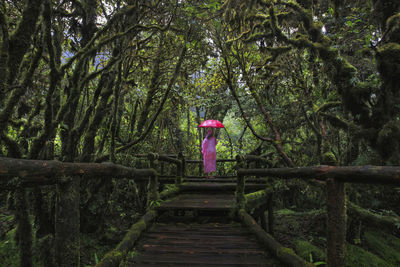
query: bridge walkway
[{"left": 124, "top": 180, "right": 284, "bottom": 266}]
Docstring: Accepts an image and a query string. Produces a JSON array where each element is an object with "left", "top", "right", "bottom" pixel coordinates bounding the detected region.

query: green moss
[
  {"left": 277, "top": 246, "right": 296, "bottom": 257},
  {"left": 276, "top": 208, "right": 296, "bottom": 215},
  {"left": 294, "top": 239, "right": 325, "bottom": 263},
  {"left": 123, "top": 220, "right": 146, "bottom": 242},
  {"left": 245, "top": 188, "right": 270, "bottom": 210},
  {"left": 347, "top": 244, "right": 391, "bottom": 267},
  {"left": 322, "top": 151, "right": 337, "bottom": 165},
  {"left": 96, "top": 249, "right": 123, "bottom": 266},
  {"left": 364, "top": 230, "right": 400, "bottom": 266}
]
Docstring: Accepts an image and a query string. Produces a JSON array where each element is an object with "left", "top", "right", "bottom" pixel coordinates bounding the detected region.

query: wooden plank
[
  {"left": 159, "top": 193, "right": 236, "bottom": 211},
  {"left": 139, "top": 239, "right": 262, "bottom": 249},
  {"left": 151, "top": 226, "right": 248, "bottom": 235},
  {"left": 131, "top": 264, "right": 269, "bottom": 267},
  {"left": 139, "top": 244, "right": 267, "bottom": 255},
  {"left": 130, "top": 253, "right": 271, "bottom": 265},
  {"left": 126, "top": 222, "right": 285, "bottom": 267},
  {"left": 141, "top": 233, "right": 259, "bottom": 243}
]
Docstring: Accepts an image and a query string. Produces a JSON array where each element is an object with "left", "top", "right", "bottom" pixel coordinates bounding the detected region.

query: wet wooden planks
[
  {"left": 126, "top": 223, "right": 284, "bottom": 266},
  {"left": 158, "top": 193, "right": 236, "bottom": 211}
]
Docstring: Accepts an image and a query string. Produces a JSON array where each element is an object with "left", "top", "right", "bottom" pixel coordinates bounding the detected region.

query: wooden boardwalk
[
  {"left": 124, "top": 181, "right": 284, "bottom": 266},
  {"left": 126, "top": 222, "right": 283, "bottom": 266}
]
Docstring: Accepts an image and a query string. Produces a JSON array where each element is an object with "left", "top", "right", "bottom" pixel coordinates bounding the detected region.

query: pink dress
[{"left": 202, "top": 136, "right": 217, "bottom": 173}]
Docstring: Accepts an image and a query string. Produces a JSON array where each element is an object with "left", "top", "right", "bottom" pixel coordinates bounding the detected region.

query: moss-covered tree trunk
[
  {"left": 55, "top": 176, "right": 80, "bottom": 267},
  {"left": 326, "top": 178, "right": 346, "bottom": 267}
]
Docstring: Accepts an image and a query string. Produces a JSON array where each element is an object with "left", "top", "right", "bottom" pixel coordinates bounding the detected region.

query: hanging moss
[{"left": 376, "top": 120, "right": 400, "bottom": 162}]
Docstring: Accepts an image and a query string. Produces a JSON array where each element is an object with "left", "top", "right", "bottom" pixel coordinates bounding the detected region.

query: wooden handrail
[
  {"left": 0, "top": 157, "right": 156, "bottom": 185},
  {"left": 236, "top": 163, "right": 400, "bottom": 267},
  {"left": 237, "top": 165, "right": 400, "bottom": 184},
  {"left": 185, "top": 158, "right": 236, "bottom": 163}
]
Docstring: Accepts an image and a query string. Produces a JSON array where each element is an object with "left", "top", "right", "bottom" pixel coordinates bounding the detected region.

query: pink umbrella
[{"left": 198, "top": 119, "right": 225, "bottom": 128}]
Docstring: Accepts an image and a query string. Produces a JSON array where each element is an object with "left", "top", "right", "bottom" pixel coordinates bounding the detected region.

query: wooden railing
[
  {"left": 0, "top": 156, "right": 157, "bottom": 267},
  {"left": 3, "top": 154, "right": 398, "bottom": 267},
  {"left": 0, "top": 153, "right": 257, "bottom": 267},
  {"left": 234, "top": 155, "right": 400, "bottom": 267}
]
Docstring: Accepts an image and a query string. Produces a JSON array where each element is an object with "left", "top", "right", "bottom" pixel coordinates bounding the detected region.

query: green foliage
[
  {"left": 0, "top": 228, "right": 20, "bottom": 266},
  {"left": 364, "top": 231, "right": 400, "bottom": 266},
  {"left": 276, "top": 209, "right": 297, "bottom": 215},
  {"left": 148, "top": 200, "right": 161, "bottom": 209},
  {"left": 347, "top": 244, "right": 391, "bottom": 267},
  {"left": 294, "top": 239, "right": 325, "bottom": 264}
]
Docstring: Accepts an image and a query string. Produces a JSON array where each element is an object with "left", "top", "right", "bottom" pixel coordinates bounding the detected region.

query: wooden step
[
  {"left": 125, "top": 223, "right": 284, "bottom": 266},
  {"left": 158, "top": 193, "right": 235, "bottom": 211}
]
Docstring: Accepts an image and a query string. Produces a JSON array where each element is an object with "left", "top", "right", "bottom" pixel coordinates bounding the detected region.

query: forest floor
[{"left": 274, "top": 208, "right": 400, "bottom": 267}]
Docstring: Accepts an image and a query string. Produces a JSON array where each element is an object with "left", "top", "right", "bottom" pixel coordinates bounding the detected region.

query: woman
[{"left": 202, "top": 129, "right": 218, "bottom": 178}]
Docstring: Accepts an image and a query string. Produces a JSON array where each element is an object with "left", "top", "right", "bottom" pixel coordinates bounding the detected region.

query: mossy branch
[
  {"left": 347, "top": 201, "right": 400, "bottom": 235},
  {"left": 96, "top": 210, "right": 158, "bottom": 267},
  {"left": 100, "top": 28, "right": 189, "bottom": 158},
  {"left": 245, "top": 187, "right": 273, "bottom": 212},
  {"left": 238, "top": 209, "right": 313, "bottom": 267},
  {"left": 7, "top": 0, "right": 43, "bottom": 85},
  {"left": 316, "top": 101, "right": 342, "bottom": 113},
  {"left": 29, "top": 0, "right": 61, "bottom": 159},
  {"left": 60, "top": 22, "right": 167, "bottom": 74},
  {"left": 0, "top": 6, "right": 9, "bottom": 102},
  {"left": 80, "top": 72, "right": 115, "bottom": 162},
  {"left": 74, "top": 62, "right": 118, "bottom": 141},
  {"left": 0, "top": 132, "right": 22, "bottom": 158},
  {"left": 319, "top": 112, "right": 349, "bottom": 130},
  {"left": 0, "top": 43, "right": 43, "bottom": 128}
]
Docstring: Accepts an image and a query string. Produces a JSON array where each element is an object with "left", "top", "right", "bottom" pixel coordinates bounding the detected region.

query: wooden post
[
  {"left": 160, "top": 161, "right": 165, "bottom": 176},
  {"left": 260, "top": 210, "right": 267, "bottom": 231},
  {"left": 236, "top": 174, "right": 245, "bottom": 209},
  {"left": 147, "top": 153, "right": 159, "bottom": 209},
  {"left": 15, "top": 187, "right": 33, "bottom": 267},
  {"left": 178, "top": 152, "right": 185, "bottom": 176},
  {"left": 326, "top": 178, "right": 346, "bottom": 267},
  {"left": 236, "top": 155, "right": 246, "bottom": 209},
  {"left": 267, "top": 193, "right": 274, "bottom": 235},
  {"left": 55, "top": 176, "right": 80, "bottom": 267}
]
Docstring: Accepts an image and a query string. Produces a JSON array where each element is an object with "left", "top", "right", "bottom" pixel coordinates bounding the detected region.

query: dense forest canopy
[
  {"left": 0, "top": 0, "right": 399, "bottom": 167},
  {"left": 0, "top": 0, "right": 399, "bottom": 265}
]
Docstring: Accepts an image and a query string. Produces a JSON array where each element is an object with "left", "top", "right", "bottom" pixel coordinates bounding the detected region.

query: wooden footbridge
[{"left": 1, "top": 154, "right": 400, "bottom": 267}]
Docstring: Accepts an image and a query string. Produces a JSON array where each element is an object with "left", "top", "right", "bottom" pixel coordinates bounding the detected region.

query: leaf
[{"left": 346, "top": 21, "right": 353, "bottom": 27}]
